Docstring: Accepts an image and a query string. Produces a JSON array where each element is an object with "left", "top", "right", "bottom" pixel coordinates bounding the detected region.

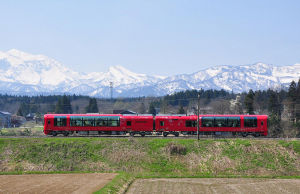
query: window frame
[
  {"left": 244, "top": 117, "right": 257, "bottom": 128},
  {"left": 201, "top": 117, "right": 214, "bottom": 127},
  {"left": 54, "top": 116, "right": 67, "bottom": 127}
]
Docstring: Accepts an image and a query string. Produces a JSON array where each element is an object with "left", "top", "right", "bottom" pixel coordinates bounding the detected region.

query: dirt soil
[
  {"left": 127, "top": 178, "right": 300, "bottom": 194},
  {"left": 0, "top": 173, "right": 117, "bottom": 194}
]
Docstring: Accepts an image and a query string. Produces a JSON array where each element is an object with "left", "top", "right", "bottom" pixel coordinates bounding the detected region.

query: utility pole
[
  {"left": 109, "top": 82, "right": 113, "bottom": 101},
  {"left": 197, "top": 93, "right": 200, "bottom": 140}
]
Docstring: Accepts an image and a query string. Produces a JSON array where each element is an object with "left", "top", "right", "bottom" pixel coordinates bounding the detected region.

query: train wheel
[
  {"left": 130, "top": 132, "right": 134, "bottom": 137},
  {"left": 141, "top": 132, "right": 145, "bottom": 137},
  {"left": 52, "top": 131, "right": 57, "bottom": 136},
  {"left": 63, "top": 132, "right": 69, "bottom": 137},
  {"left": 174, "top": 132, "right": 179, "bottom": 137},
  {"left": 253, "top": 133, "right": 260, "bottom": 137},
  {"left": 241, "top": 132, "right": 248, "bottom": 137},
  {"left": 163, "top": 132, "right": 168, "bottom": 137}
]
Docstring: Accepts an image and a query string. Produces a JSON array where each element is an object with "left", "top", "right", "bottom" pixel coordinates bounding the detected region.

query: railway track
[{"left": 1, "top": 135, "right": 299, "bottom": 140}]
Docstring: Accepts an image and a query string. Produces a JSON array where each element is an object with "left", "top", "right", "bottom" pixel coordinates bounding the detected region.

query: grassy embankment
[{"left": 0, "top": 138, "right": 299, "bottom": 193}]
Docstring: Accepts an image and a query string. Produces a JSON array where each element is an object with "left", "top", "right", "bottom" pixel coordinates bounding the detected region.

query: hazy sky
[{"left": 0, "top": 0, "right": 299, "bottom": 75}]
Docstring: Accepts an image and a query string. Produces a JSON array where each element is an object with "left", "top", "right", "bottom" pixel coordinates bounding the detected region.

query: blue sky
[{"left": 0, "top": 0, "right": 299, "bottom": 75}]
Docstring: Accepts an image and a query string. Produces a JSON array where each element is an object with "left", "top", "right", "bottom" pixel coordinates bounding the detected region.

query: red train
[{"left": 44, "top": 114, "right": 268, "bottom": 137}]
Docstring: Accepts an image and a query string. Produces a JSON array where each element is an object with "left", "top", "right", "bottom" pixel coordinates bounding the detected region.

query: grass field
[
  {"left": 0, "top": 137, "right": 299, "bottom": 193},
  {"left": 0, "top": 121, "right": 44, "bottom": 136}
]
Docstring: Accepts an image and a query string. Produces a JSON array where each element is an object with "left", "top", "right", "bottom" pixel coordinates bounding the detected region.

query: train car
[
  {"left": 200, "top": 115, "right": 268, "bottom": 137},
  {"left": 155, "top": 115, "right": 268, "bottom": 137},
  {"left": 122, "top": 115, "right": 154, "bottom": 136},
  {"left": 44, "top": 114, "right": 124, "bottom": 136},
  {"left": 155, "top": 115, "right": 198, "bottom": 137}
]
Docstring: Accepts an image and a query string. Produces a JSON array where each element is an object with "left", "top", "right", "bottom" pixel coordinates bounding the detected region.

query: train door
[{"left": 126, "top": 119, "right": 132, "bottom": 132}]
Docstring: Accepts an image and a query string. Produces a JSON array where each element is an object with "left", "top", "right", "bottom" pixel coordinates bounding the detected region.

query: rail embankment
[{"left": 0, "top": 138, "right": 299, "bottom": 177}]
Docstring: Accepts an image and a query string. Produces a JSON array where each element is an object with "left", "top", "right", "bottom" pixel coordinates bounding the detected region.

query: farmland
[{"left": 0, "top": 138, "right": 299, "bottom": 193}]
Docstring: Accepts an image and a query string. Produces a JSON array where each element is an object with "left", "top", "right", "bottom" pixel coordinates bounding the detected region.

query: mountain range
[{"left": 0, "top": 49, "right": 299, "bottom": 97}]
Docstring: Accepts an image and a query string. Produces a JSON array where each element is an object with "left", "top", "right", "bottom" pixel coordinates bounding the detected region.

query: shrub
[{"left": 165, "top": 142, "right": 187, "bottom": 155}]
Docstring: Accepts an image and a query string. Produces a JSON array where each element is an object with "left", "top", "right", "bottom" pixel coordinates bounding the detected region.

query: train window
[
  {"left": 261, "top": 121, "right": 264, "bottom": 126},
  {"left": 214, "top": 117, "right": 227, "bottom": 127},
  {"left": 107, "top": 116, "right": 120, "bottom": 127},
  {"left": 54, "top": 116, "right": 67, "bottom": 127},
  {"left": 47, "top": 120, "right": 50, "bottom": 125},
  {"left": 95, "top": 117, "right": 107, "bottom": 127},
  {"left": 108, "top": 120, "right": 119, "bottom": 127},
  {"left": 127, "top": 121, "right": 132, "bottom": 126},
  {"left": 227, "top": 117, "right": 240, "bottom": 127},
  {"left": 186, "top": 120, "right": 197, "bottom": 127},
  {"left": 160, "top": 121, "right": 164, "bottom": 126},
  {"left": 83, "top": 117, "right": 94, "bottom": 126},
  {"left": 202, "top": 117, "right": 214, "bottom": 127},
  {"left": 244, "top": 117, "right": 257, "bottom": 127},
  {"left": 70, "top": 116, "right": 83, "bottom": 127}
]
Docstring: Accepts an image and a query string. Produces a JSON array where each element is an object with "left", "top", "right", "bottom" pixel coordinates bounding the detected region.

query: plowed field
[
  {"left": 0, "top": 173, "right": 117, "bottom": 194},
  {"left": 127, "top": 178, "right": 300, "bottom": 194}
]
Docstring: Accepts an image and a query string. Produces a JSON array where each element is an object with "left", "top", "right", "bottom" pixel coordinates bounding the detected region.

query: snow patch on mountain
[{"left": 0, "top": 49, "right": 300, "bottom": 97}]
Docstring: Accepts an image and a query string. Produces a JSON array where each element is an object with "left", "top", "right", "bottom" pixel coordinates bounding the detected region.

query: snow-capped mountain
[{"left": 0, "top": 49, "right": 299, "bottom": 97}]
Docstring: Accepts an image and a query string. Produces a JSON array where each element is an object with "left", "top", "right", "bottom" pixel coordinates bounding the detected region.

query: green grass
[
  {"left": 95, "top": 172, "right": 133, "bottom": 194},
  {"left": 0, "top": 137, "right": 299, "bottom": 193}
]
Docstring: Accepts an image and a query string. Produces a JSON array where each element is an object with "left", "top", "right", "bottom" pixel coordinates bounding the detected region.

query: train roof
[
  {"left": 155, "top": 114, "right": 268, "bottom": 118},
  {"left": 44, "top": 114, "right": 268, "bottom": 119},
  {"left": 44, "top": 114, "right": 122, "bottom": 118}
]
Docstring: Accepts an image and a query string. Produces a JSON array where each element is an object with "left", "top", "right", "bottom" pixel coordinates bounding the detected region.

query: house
[
  {"left": 0, "top": 111, "right": 12, "bottom": 128},
  {"left": 112, "top": 110, "right": 137, "bottom": 114},
  {"left": 25, "top": 113, "right": 35, "bottom": 121}
]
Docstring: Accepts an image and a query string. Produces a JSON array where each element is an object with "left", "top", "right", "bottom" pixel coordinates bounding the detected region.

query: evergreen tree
[
  {"left": 268, "top": 90, "right": 281, "bottom": 118},
  {"left": 160, "top": 100, "right": 168, "bottom": 114},
  {"left": 288, "top": 80, "right": 297, "bottom": 122},
  {"left": 148, "top": 102, "right": 156, "bottom": 115},
  {"left": 55, "top": 98, "right": 63, "bottom": 113},
  {"left": 296, "top": 78, "right": 300, "bottom": 122},
  {"left": 16, "top": 102, "right": 26, "bottom": 116},
  {"left": 138, "top": 102, "right": 146, "bottom": 114},
  {"left": 244, "top": 89, "right": 255, "bottom": 114},
  {"left": 16, "top": 102, "right": 37, "bottom": 116},
  {"left": 85, "top": 98, "right": 99, "bottom": 113},
  {"left": 55, "top": 95, "right": 72, "bottom": 113},
  {"left": 178, "top": 105, "right": 185, "bottom": 114},
  {"left": 268, "top": 90, "right": 283, "bottom": 136}
]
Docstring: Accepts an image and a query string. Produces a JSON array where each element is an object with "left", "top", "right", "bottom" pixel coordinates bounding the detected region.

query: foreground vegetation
[{"left": 0, "top": 137, "right": 299, "bottom": 193}]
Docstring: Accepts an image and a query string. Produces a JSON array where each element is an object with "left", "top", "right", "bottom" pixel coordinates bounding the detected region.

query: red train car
[
  {"left": 155, "top": 115, "right": 198, "bottom": 137},
  {"left": 44, "top": 114, "right": 124, "bottom": 136},
  {"left": 122, "top": 115, "right": 153, "bottom": 136},
  {"left": 156, "top": 115, "right": 268, "bottom": 137}
]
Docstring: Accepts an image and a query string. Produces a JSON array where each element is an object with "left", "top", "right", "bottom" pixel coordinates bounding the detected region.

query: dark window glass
[
  {"left": 160, "top": 121, "right": 164, "bottom": 126},
  {"left": 214, "top": 117, "right": 227, "bottom": 127},
  {"left": 261, "top": 121, "right": 264, "bottom": 126},
  {"left": 202, "top": 117, "right": 214, "bottom": 127},
  {"left": 83, "top": 117, "right": 94, "bottom": 126},
  {"left": 95, "top": 117, "right": 107, "bottom": 126},
  {"left": 107, "top": 116, "right": 120, "bottom": 127},
  {"left": 54, "top": 116, "right": 67, "bottom": 127},
  {"left": 244, "top": 117, "right": 257, "bottom": 127},
  {"left": 47, "top": 120, "right": 50, "bottom": 125},
  {"left": 227, "top": 117, "right": 241, "bottom": 127},
  {"left": 127, "top": 121, "right": 131, "bottom": 126},
  {"left": 70, "top": 116, "right": 83, "bottom": 127},
  {"left": 108, "top": 120, "right": 119, "bottom": 126},
  {"left": 186, "top": 120, "right": 197, "bottom": 127}
]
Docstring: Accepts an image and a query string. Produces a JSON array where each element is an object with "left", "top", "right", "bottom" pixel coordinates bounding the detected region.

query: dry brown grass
[{"left": 164, "top": 143, "right": 187, "bottom": 155}]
